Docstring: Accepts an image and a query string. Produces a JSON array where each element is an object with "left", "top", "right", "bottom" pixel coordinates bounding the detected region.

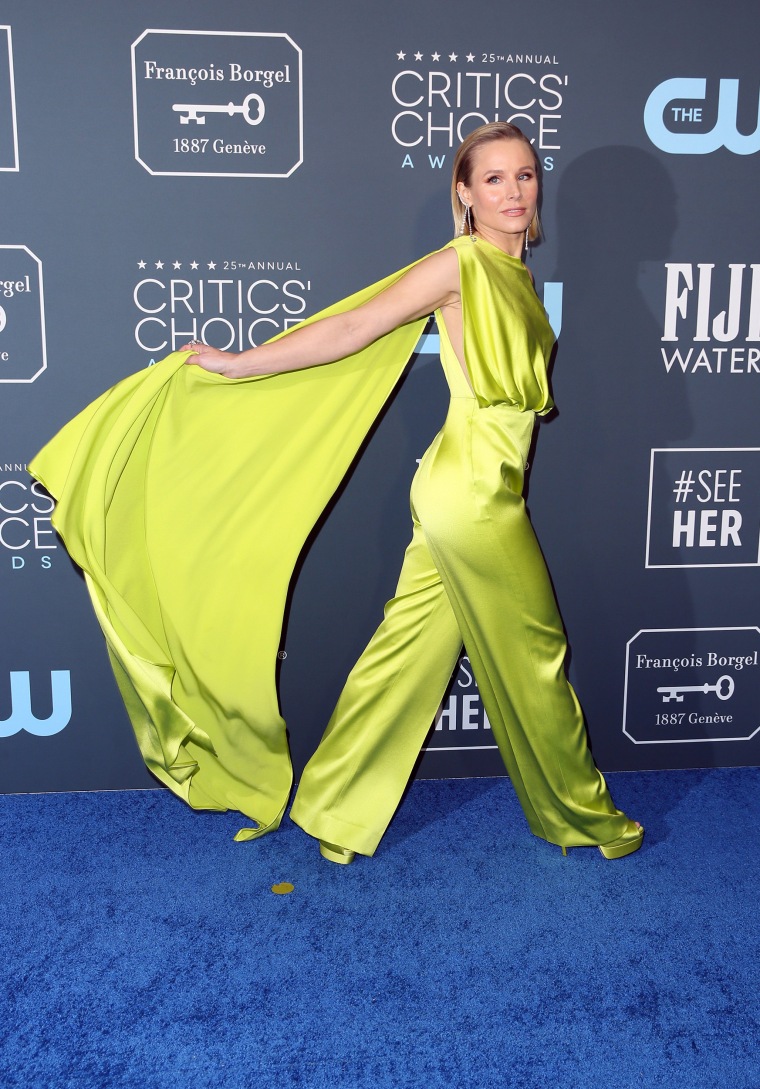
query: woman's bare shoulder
[{"left": 396, "top": 245, "right": 460, "bottom": 298}]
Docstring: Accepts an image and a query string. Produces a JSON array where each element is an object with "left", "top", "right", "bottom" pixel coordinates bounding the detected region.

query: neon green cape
[{"left": 30, "top": 262, "right": 428, "bottom": 838}]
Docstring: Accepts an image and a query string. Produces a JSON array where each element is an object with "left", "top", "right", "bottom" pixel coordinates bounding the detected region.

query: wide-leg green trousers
[{"left": 290, "top": 397, "right": 628, "bottom": 854}]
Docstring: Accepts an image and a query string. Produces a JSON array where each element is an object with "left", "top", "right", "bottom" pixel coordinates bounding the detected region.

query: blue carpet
[{"left": 1, "top": 768, "right": 759, "bottom": 1089}]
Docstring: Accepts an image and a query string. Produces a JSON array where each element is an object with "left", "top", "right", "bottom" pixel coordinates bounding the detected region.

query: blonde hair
[{"left": 450, "top": 122, "right": 541, "bottom": 241}]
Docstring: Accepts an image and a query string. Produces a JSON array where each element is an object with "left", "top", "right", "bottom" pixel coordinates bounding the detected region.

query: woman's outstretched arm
[{"left": 183, "top": 248, "right": 459, "bottom": 378}]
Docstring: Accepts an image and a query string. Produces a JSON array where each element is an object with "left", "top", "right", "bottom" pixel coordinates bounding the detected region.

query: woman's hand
[{"left": 181, "top": 340, "right": 241, "bottom": 377}]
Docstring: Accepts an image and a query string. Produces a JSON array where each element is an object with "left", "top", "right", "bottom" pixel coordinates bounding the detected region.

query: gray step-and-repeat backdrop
[{"left": 1, "top": 0, "right": 758, "bottom": 794}]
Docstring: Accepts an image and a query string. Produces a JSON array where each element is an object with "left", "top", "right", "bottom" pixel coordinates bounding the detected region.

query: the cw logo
[
  {"left": 644, "top": 78, "right": 760, "bottom": 155},
  {"left": 0, "top": 671, "right": 72, "bottom": 737}
]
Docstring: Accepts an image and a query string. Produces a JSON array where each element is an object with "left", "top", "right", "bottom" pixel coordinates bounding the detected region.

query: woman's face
[{"left": 457, "top": 138, "right": 538, "bottom": 256}]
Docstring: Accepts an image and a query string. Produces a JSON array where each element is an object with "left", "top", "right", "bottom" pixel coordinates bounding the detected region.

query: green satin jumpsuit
[{"left": 291, "top": 237, "right": 628, "bottom": 852}]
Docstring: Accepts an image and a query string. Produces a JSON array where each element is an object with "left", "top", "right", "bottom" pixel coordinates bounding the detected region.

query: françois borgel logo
[
  {"left": 0, "top": 247, "right": 47, "bottom": 383},
  {"left": 646, "top": 448, "right": 760, "bottom": 569},
  {"left": 131, "top": 30, "right": 303, "bottom": 178},
  {"left": 0, "top": 25, "right": 19, "bottom": 171},
  {"left": 660, "top": 262, "right": 759, "bottom": 376},
  {"left": 644, "top": 78, "right": 760, "bottom": 155},
  {"left": 624, "top": 628, "right": 760, "bottom": 745}
]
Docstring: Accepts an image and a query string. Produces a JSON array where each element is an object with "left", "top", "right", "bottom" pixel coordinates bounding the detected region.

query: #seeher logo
[
  {"left": 646, "top": 448, "right": 760, "bottom": 569},
  {"left": 425, "top": 656, "right": 496, "bottom": 752}
]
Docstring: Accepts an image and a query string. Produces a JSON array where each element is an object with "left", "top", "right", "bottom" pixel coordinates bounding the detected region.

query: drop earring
[
  {"left": 466, "top": 204, "right": 476, "bottom": 242},
  {"left": 524, "top": 226, "right": 530, "bottom": 255}
]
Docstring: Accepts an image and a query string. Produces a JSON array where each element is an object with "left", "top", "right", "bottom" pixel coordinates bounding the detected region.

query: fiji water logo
[
  {"left": 0, "top": 670, "right": 72, "bottom": 736},
  {"left": 644, "top": 78, "right": 760, "bottom": 155}
]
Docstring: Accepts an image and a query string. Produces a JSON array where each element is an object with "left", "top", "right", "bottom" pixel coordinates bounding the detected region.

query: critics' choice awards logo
[
  {"left": 660, "top": 262, "right": 760, "bottom": 377},
  {"left": 0, "top": 247, "right": 47, "bottom": 383},
  {"left": 624, "top": 628, "right": 760, "bottom": 745},
  {"left": 391, "top": 49, "right": 568, "bottom": 171},
  {"left": 133, "top": 257, "right": 313, "bottom": 354},
  {"left": 646, "top": 449, "right": 760, "bottom": 569},
  {"left": 644, "top": 78, "right": 760, "bottom": 155},
  {"left": 0, "top": 26, "right": 19, "bottom": 171},
  {"left": 132, "top": 30, "right": 302, "bottom": 177},
  {"left": 424, "top": 656, "right": 496, "bottom": 752},
  {"left": 0, "top": 670, "right": 72, "bottom": 737},
  {"left": 0, "top": 465, "right": 57, "bottom": 571}
]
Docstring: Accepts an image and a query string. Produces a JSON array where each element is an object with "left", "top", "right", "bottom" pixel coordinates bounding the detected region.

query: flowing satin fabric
[
  {"left": 30, "top": 258, "right": 433, "bottom": 838},
  {"left": 30, "top": 236, "right": 628, "bottom": 849},
  {"left": 290, "top": 238, "right": 629, "bottom": 852}
]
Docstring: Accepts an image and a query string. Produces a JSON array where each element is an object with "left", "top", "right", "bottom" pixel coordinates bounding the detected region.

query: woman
[{"left": 31, "top": 123, "right": 642, "bottom": 863}]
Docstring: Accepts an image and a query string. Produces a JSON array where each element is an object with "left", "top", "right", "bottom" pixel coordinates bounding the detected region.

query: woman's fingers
[{"left": 180, "top": 339, "right": 204, "bottom": 364}]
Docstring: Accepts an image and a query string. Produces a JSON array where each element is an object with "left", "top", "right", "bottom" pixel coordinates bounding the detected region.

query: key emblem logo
[
  {"left": 657, "top": 674, "right": 735, "bottom": 703},
  {"left": 131, "top": 30, "right": 303, "bottom": 178},
  {"left": 172, "top": 93, "right": 265, "bottom": 127}
]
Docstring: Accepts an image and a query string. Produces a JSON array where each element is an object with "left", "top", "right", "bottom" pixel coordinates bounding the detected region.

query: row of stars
[
  {"left": 397, "top": 51, "right": 476, "bottom": 62},
  {"left": 137, "top": 260, "right": 221, "bottom": 270}
]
